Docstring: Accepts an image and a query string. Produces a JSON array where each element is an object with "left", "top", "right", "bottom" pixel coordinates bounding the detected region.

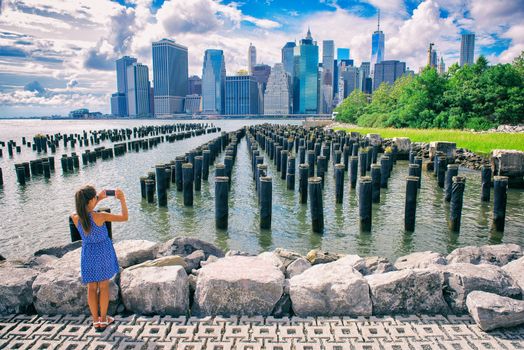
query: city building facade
[
  {"left": 460, "top": 33, "right": 475, "bottom": 66},
  {"left": 321, "top": 40, "right": 335, "bottom": 114},
  {"left": 264, "top": 63, "right": 291, "bottom": 115},
  {"left": 152, "top": 38, "right": 188, "bottom": 116},
  {"left": 185, "top": 94, "right": 201, "bottom": 114},
  {"left": 202, "top": 49, "right": 226, "bottom": 114},
  {"left": 110, "top": 93, "right": 127, "bottom": 117},
  {"left": 373, "top": 60, "right": 406, "bottom": 90},
  {"left": 248, "top": 43, "right": 257, "bottom": 75},
  {"left": 114, "top": 56, "right": 137, "bottom": 117},
  {"left": 127, "top": 63, "right": 151, "bottom": 117},
  {"left": 298, "top": 28, "right": 319, "bottom": 114},
  {"left": 225, "top": 75, "right": 259, "bottom": 115},
  {"left": 188, "top": 75, "right": 202, "bottom": 95}
]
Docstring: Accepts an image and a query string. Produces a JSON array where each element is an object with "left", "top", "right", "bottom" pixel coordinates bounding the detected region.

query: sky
[{"left": 0, "top": 0, "right": 523, "bottom": 117}]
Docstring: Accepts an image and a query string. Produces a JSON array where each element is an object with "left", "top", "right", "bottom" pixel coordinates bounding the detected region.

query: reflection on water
[{"left": 0, "top": 119, "right": 523, "bottom": 260}]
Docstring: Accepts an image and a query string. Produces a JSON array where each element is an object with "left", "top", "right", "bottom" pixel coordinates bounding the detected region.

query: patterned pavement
[{"left": 1, "top": 313, "right": 523, "bottom": 350}]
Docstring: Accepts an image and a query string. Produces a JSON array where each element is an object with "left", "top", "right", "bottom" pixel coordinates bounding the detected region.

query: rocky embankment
[{"left": 1, "top": 238, "right": 524, "bottom": 331}]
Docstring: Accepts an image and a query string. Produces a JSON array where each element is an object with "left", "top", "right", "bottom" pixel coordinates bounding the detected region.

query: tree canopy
[{"left": 334, "top": 52, "right": 524, "bottom": 130}]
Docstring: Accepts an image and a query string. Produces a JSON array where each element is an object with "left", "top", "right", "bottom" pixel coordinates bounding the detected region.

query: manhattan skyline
[{"left": 0, "top": 0, "right": 522, "bottom": 117}]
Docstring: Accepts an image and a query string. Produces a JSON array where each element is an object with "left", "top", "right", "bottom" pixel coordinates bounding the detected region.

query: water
[{"left": 0, "top": 119, "right": 523, "bottom": 261}]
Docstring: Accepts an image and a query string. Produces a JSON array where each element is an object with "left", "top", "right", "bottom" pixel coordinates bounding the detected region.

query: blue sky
[{"left": 0, "top": 0, "right": 523, "bottom": 117}]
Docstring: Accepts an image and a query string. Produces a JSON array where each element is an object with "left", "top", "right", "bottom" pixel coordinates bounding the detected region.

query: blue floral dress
[{"left": 76, "top": 212, "right": 119, "bottom": 284}]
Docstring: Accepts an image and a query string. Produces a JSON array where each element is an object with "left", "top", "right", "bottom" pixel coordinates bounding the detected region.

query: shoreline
[{"left": 1, "top": 237, "right": 523, "bottom": 331}]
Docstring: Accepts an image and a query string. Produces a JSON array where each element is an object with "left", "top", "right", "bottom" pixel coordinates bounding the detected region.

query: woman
[{"left": 70, "top": 185, "right": 128, "bottom": 332}]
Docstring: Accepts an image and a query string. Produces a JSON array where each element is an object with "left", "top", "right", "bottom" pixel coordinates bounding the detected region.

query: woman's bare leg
[
  {"left": 87, "top": 282, "right": 99, "bottom": 323},
  {"left": 99, "top": 280, "right": 110, "bottom": 322}
]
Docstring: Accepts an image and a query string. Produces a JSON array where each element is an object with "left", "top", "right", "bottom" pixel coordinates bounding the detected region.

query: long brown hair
[{"left": 75, "top": 185, "right": 97, "bottom": 234}]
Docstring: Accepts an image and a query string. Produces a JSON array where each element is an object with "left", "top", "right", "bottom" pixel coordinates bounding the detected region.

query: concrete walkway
[{"left": 1, "top": 313, "right": 523, "bottom": 350}]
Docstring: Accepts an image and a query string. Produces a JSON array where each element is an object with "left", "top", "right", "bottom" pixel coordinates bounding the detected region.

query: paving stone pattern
[{"left": 0, "top": 313, "right": 523, "bottom": 349}]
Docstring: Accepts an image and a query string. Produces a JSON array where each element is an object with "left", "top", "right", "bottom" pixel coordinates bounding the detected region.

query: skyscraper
[
  {"left": 202, "top": 49, "right": 226, "bottom": 114},
  {"left": 281, "top": 42, "right": 296, "bottom": 77},
  {"left": 225, "top": 75, "right": 259, "bottom": 115},
  {"left": 264, "top": 63, "right": 291, "bottom": 115},
  {"left": 298, "top": 28, "right": 319, "bottom": 114},
  {"left": 115, "top": 56, "right": 137, "bottom": 117},
  {"left": 373, "top": 60, "right": 406, "bottom": 91},
  {"left": 337, "top": 48, "right": 350, "bottom": 60},
  {"left": 427, "top": 43, "right": 437, "bottom": 68},
  {"left": 460, "top": 33, "right": 475, "bottom": 66},
  {"left": 110, "top": 93, "right": 126, "bottom": 117},
  {"left": 321, "top": 40, "right": 335, "bottom": 114},
  {"left": 370, "top": 10, "right": 385, "bottom": 75},
  {"left": 152, "top": 38, "right": 188, "bottom": 116},
  {"left": 438, "top": 57, "right": 446, "bottom": 74},
  {"left": 252, "top": 64, "right": 271, "bottom": 114},
  {"left": 188, "top": 75, "right": 202, "bottom": 95},
  {"left": 127, "top": 63, "right": 151, "bottom": 118},
  {"left": 248, "top": 43, "right": 257, "bottom": 74}
]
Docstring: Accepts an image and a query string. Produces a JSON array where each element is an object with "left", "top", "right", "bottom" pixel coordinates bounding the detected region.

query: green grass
[{"left": 333, "top": 125, "right": 524, "bottom": 155}]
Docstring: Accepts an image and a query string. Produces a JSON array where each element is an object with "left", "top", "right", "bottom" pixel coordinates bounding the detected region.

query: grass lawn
[{"left": 333, "top": 124, "right": 524, "bottom": 155}]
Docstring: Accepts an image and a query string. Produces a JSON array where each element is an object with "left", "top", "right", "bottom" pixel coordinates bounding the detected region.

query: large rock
[
  {"left": 21, "top": 255, "right": 59, "bottom": 273},
  {"left": 258, "top": 252, "right": 285, "bottom": 273},
  {"left": 306, "top": 249, "right": 344, "bottom": 265},
  {"left": 429, "top": 141, "right": 456, "bottom": 162},
  {"left": 437, "top": 263, "right": 521, "bottom": 313},
  {"left": 286, "top": 258, "right": 311, "bottom": 278},
  {"left": 193, "top": 256, "right": 284, "bottom": 316},
  {"left": 184, "top": 250, "right": 206, "bottom": 273},
  {"left": 366, "top": 269, "right": 449, "bottom": 315},
  {"left": 114, "top": 239, "right": 159, "bottom": 268},
  {"left": 395, "top": 251, "right": 447, "bottom": 270},
  {"left": 466, "top": 291, "right": 524, "bottom": 331},
  {"left": 34, "top": 241, "right": 82, "bottom": 258},
  {"left": 447, "top": 244, "right": 522, "bottom": 266},
  {"left": 120, "top": 265, "right": 189, "bottom": 315},
  {"left": 392, "top": 137, "right": 411, "bottom": 155},
  {"left": 366, "top": 133, "right": 383, "bottom": 146},
  {"left": 157, "top": 237, "right": 225, "bottom": 259},
  {"left": 273, "top": 248, "right": 303, "bottom": 268},
  {"left": 289, "top": 256, "right": 372, "bottom": 317},
  {"left": 32, "top": 248, "right": 120, "bottom": 315},
  {"left": 361, "top": 256, "right": 396, "bottom": 275},
  {"left": 503, "top": 256, "right": 524, "bottom": 291},
  {"left": 491, "top": 149, "right": 524, "bottom": 178},
  {"left": 0, "top": 266, "right": 38, "bottom": 314}
]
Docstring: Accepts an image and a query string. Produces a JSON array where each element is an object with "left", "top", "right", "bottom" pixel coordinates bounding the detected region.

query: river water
[{"left": 0, "top": 119, "right": 523, "bottom": 260}]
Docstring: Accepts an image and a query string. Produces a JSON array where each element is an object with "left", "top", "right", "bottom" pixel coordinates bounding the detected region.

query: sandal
[
  {"left": 93, "top": 318, "right": 102, "bottom": 332},
  {"left": 99, "top": 316, "right": 114, "bottom": 330}
]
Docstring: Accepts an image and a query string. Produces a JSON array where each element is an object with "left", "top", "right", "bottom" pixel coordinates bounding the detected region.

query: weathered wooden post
[
  {"left": 444, "top": 164, "right": 459, "bottom": 202},
  {"left": 307, "top": 150, "right": 315, "bottom": 177},
  {"left": 350, "top": 156, "right": 358, "bottom": 189},
  {"left": 215, "top": 176, "right": 229, "bottom": 229},
  {"left": 335, "top": 164, "right": 345, "bottom": 204},
  {"left": 359, "top": 150, "right": 367, "bottom": 177},
  {"left": 299, "top": 164, "right": 309, "bottom": 204},
  {"left": 404, "top": 176, "right": 419, "bottom": 232},
  {"left": 139, "top": 176, "right": 147, "bottom": 199},
  {"left": 281, "top": 150, "right": 288, "bottom": 180},
  {"left": 155, "top": 165, "right": 167, "bottom": 207},
  {"left": 182, "top": 163, "right": 194, "bottom": 206},
  {"left": 493, "top": 176, "right": 508, "bottom": 232},
  {"left": 359, "top": 176, "right": 372, "bottom": 232},
  {"left": 481, "top": 164, "right": 491, "bottom": 202},
  {"left": 175, "top": 156, "right": 184, "bottom": 192},
  {"left": 308, "top": 177, "right": 324, "bottom": 233},
  {"left": 449, "top": 176, "right": 466, "bottom": 232},
  {"left": 287, "top": 156, "right": 296, "bottom": 190},
  {"left": 371, "top": 164, "right": 381, "bottom": 203},
  {"left": 202, "top": 150, "right": 210, "bottom": 181},
  {"left": 145, "top": 179, "right": 155, "bottom": 203},
  {"left": 260, "top": 176, "right": 272, "bottom": 229},
  {"left": 194, "top": 156, "right": 203, "bottom": 191},
  {"left": 380, "top": 156, "right": 390, "bottom": 188}
]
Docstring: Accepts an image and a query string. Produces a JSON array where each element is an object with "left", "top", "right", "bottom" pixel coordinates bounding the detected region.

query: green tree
[{"left": 334, "top": 89, "right": 368, "bottom": 124}]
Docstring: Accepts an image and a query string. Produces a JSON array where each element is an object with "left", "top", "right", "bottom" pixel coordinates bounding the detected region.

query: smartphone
[{"left": 105, "top": 189, "right": 115, "bottom": 196}]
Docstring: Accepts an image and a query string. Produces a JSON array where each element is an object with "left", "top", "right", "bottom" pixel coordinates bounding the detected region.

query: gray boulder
[
  {"left": 395, "top": 251, "right": 447, "bottom": 270},
  {"left": 366, "top": 269, "right": 449, "bottom": 315},
  {"left": 361, "top": 256, "right": 396, "bottom": 275},
  {"left": 120, "top": 265, "right": 189, "bottom": 316},
  {"left": 392, "top": 137, "right": 411, "bottom": 154},
  {"left": 285, "top": 257, "right": 311, "bottom": 278},
  {"left": 20, "top": 254, "right": 59, "bottom": 273},
  {"left": 502, "top": 256, "right": 524, "bottom": 291},
  {"left": 184, "top": 250, "right": 206, "bottom": 273},
  {"left": 447, "top": 244, "right": 522, "bottom": 266},
  {"left": 193, "top": 256, "right": 284, "bottom": 316},
  {"left": 491, "top": 149, "right": 524, "bottom": 178},
  {"left": 466, "top": 291, "right": 524, "bottom": 331},
  {"left": 273, "top": 248, "right": 303, "bottom": 268},
  {"left": 289, "top": 255, "right": 372, "bottom": 317},
  {"left": 366, "top": 133, "right": 383, "bottom": 146},
  {"left": 225, "top": 250, "right": 254, "bottom": 257},
  {"left": 0, "top": 266, "right": 38, "bottom": 314},
  {"left": 157, "top": 237, "right": 225, "bottom": 259},
  {"left": 34, "top": 241, "right": 82, "bottom": 258},
  {"left": 32, "top": 248, "right": 120, "bottom": 315},
  {"left": 429, "top": 141, "right": 456, "bottom": 162},
  {"left": 258, "top": 252, "right": 286, "bottom": 273},
  {"left": 113, "top": 239, "right": 159, "bottom": 268},
  {"left": 437, "top": 263, "right": 521, "bottom": 313}
]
